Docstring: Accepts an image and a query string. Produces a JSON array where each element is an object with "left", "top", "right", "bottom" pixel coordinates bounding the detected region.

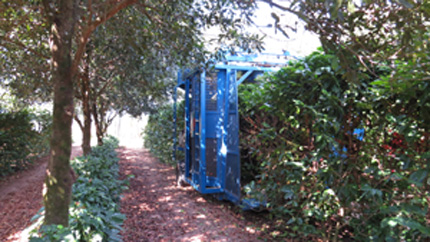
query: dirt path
[
  {"left": 0, "top": 147, "right": 82, "bottom": 242},
  {"left": 119, "top": 148, "right": 263, "bottom": 242},
  {"left": 0, "top": 147, "right": 265, "bottom": 242}
]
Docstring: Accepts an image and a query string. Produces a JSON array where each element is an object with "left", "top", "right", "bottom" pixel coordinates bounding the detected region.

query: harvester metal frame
[{"left": 173, "top": 52, "right": 291, "bottom": 207}]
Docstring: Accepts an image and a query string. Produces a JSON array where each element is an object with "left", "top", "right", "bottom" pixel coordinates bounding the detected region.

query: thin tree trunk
[
  {"left": 82, "top": 85, "right": 91, "bottom": 154},
  {"left": 82, "top": 45, "right": 92, "bottom": 155},
  {"left": 43, "top": 0, "right": 77, "bottom": 226},
  {"left": 92, "top": 102, "right": 104, "bottom": 146}
]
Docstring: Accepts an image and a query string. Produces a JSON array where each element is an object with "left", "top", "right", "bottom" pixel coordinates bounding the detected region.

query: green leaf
[
  {"left": 347, "top": 1, "right": 355, "bottom": 13},
  {"left": 284, "top": 161, "right": 306, "bottom": 171},
  {"left": 370, "top": 79, "right": 389, "bottom": 87},
  {"left": 401, "top": 204, "right": 427, "bottom": 217},
  {"left": 361, "top": 184, "right": 382, "bottom": 199},
  {"left": 111, "top": 213, "right": 126, "bottom": 223},
  {"left": 398, "top": 0, "right": 414, "bottom": 8},
  {"left": 408, "top": 170, "right": 428, "bottom": 187},
  {"left": 281, "top": 187, "right": 295, "bottom": 200},
  {"left": 398, "top": 217, "right": 429, "bottom": 235},
  {"left": 29, "top": 238, "right": 45, "bottom": 242},
  {"left": 330, "top": 0, "right": 343, "bottom": 19},
  {"left": 331, "top": 56, "right": 339, "bottom": 70},
  {"left": 30, "top": 207, "right": 45, "bottom": 222},
  {"left": 381, "top": 216, "right": 429, "bottom": 235}
]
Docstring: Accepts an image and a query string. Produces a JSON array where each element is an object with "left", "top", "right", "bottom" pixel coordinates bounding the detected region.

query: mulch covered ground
[
  {"left": 0, "top": 147, "right": 82, "bottom": 242},
  {"left": 119, "top": 148, "right": 265, "bottom": 242},
  {"left": 0, "top": 147, "right": 269, "bottom": 242}
]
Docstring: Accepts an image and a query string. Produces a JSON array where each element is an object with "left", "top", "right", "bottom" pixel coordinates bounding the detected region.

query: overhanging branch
[
  {"left": 1, "top": 36, "right": 49, "bottom": 59},
  {"left": 71, "top": 0, "right": 137, "bottom": 77}
]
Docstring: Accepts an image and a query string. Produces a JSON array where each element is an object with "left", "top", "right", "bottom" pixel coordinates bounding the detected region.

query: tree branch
[
  {"left": 95, "top": 75, "right": 115, "bottom": 97},
  {"left": 71, "top": 0, "right": 137, "bottom": 77},
  {"left": 259, "top": 0, "right": 307, "bottom": 22},
  {"left": 73, "top": 113, "right": 84, "bottom": 132},
  {"left": 1, "top": 36, "right": 50, "bottom": 59},
  {"left": 136, "top": 3, "right": 164, "bottom": 26},
  {"left": 41, "top": 0, "right": 55, "bottom": 23}
]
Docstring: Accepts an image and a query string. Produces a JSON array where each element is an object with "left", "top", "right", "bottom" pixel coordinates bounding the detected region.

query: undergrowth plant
[
  {"left": 143, "top": 101, "right": 184, "bottom": 165},
  {"left": 239, "top": 49, "right": 430, "bottom": 241},
  {"left": 142, "top": 50, "right": 429, "bottom": 241},
  {"left": 29, "top": 136, "right": 129, "bottom": 242},
  {"left": 0, "top": 108, "right": 51, "bottom": 177}
]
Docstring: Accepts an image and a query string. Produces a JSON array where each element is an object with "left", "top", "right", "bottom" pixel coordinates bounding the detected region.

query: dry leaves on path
[
  {"left": 0, "top": 147, "right": 82, "bottom": 242},
  {"left": 0, "top": 147, "right": 269, "bottom": 242},
  {"left": 119, "top": 148, "right": 264, "bottom": 242}
]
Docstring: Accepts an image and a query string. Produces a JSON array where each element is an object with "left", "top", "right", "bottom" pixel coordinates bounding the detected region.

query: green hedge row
[
  {"left": 143, "top": 50, "right": 429, "bottom": 241},
  {"left": 29, "top": 136, "right": 129, "bottom": 242},
  {"left": 143, "top": 101, "right": 184, "bottom": 165},
  {"left": 239, "top": 50, "right": 430, "bottom": 241},
  {"left": 0, "top": 108, "right": 51, "bottom": 177}
]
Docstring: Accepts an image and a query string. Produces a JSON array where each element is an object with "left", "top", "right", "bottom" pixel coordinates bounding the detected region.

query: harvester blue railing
[{"left": 173, "top": 52, "right": 292, "bottom": 209}]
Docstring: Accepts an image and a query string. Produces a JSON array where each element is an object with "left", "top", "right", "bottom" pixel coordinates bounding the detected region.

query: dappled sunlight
[
  {"left": 0, "top": 147, "right": 83, "bottom": 242},
  {"left": 136, "top": 203, "right": 155, "bottom": 212},
  {"left": 118, "top": 148, "right": 262, "bottom": 241},
  {"left": 157, "top": 195, "right": 172, "bottom": 202}
]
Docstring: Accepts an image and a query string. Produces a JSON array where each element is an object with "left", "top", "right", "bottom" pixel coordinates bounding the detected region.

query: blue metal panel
[
  {"left": 216, "top": 69, "right": 227, "bottom": 194},
  {"left": 205, "top": 112, "right": 218, "bottom": 138},
  {"left": 221, "top": 69, "right": 232, "bottom": 192},
  {"left": 192, "top": 74, "right": 200, "bottom": 187},
  {"left": 184, "top": 79, "right": 191, "bottom": 178},
  {"left": 216, "top": 64, "right": 279, "bottom": 72},
  {"left": 224, "top": 69, "right": 241, "bottom": 203},
  {"left": 224, "top": 52, "right": 291, "bottom": 66},
  {"left": 199, "top": 70, "right": 207, "bottom": 192},
  {"left": 204, "top": 72, "right": 219, "bottom": 179}
]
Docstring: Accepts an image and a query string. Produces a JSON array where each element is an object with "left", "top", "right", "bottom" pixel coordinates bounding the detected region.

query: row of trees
[
  {"left": 2, "top": 0, "right": 428, "bottom": 233},
  {"left": 265, "top": 0, "right": 429, "bottom": 82},
  {"left": 1, "top": 0, "right": 264, "bottom": 227},
  {"left": 1, "top": 1, "right": 198, "bottom": 155}
]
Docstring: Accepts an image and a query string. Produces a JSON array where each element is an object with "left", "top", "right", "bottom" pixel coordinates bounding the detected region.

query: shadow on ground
[{"left": 119, "top": 148, "right": 263, "bottom": 242}]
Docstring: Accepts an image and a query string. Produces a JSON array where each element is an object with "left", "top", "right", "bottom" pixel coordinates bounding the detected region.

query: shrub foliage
[
  {"left": 0, "top": 108, "right": 51, "bottom": 177},
  {"left": 239, "top": 50, "right": 430, "bottom": 241},
  {"left": 143, "top": 50, "right": 429, "bottom": 241},
  {"left": 143, "top": 101, "right": 184, "bottom": 165},
  {"left": 29, "top": 136, "right": 128, "bottom": 242}
]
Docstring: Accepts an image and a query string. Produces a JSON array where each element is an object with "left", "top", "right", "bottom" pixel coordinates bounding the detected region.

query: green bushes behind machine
[
  {"left": 143, "top": 101, "right": 184, "bottom": 165},
  {"left": 143, "top": 49, "right": 430, "bottom": 241},
  {"left": 239, "top": 50, "right": 430, "bottom": 241}
]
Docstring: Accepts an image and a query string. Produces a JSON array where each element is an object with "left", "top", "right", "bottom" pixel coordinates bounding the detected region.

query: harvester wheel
[{"left": 175, "top": 160, "right": 187, "bottom": 187}]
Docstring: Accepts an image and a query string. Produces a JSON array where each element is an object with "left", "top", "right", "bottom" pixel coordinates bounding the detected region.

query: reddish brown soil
[
  {"left": 0, "top": 147, "right": 267, "bottom": 242},
  {"left": 0, "top": 147, "right": 82, "bottom": 242},
  {"left": 119, "top": 148, "right": 264, "bottom": 242}
]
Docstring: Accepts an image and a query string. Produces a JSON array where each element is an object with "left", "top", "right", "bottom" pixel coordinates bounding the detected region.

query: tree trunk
[
  {"left": 82, "top": 85, "right": 91, "bottom": 155},
  {"left": 81, "top": 45, "right": 92, "bottom": 155},
  {"left": 92, "top": 102, "right": 104, "bottom": 146},
  {"left": 92, "top": 101, "right": 118, "bottom": 146},
  {"left": 43, "top": 0, "right": 77, "bottom": 226}
]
